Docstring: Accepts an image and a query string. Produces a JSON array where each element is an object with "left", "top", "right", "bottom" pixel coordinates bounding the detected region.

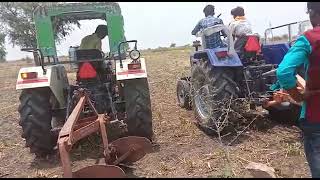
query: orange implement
[{"left": 57, "top": 89, "right": 152, "bottom": 178}]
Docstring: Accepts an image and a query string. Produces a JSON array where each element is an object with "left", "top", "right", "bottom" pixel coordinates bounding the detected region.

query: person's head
[
  {"left": 231, "top": 6, "right": 245, "bottom": 19},
  {"left": 95, "top": 25, "right": 108, "bottom": 39},
  {"left": 203, "top": 5, "right": 215, "bottom": 17},
  {"left": 307, "top": 2, "right": 320, "bottom": 28}
]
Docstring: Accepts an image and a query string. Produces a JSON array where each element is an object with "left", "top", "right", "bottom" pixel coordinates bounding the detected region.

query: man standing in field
[
  {"left": 191, "top": 4, "right": 227, "bottom": 49},
  {"left": 79, "top": 25, "right": 108, "bottom": 51},
  {"left": 276, "top": 2, "right": 320, "bottom": 178}
]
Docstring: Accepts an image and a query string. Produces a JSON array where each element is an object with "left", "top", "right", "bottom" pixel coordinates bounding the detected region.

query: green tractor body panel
[
  {"left": 33, "top": 2, "right": 127, "bottom": 57},
  {"left": 34, "top": 16, "right": 56, "bottom": 57}
]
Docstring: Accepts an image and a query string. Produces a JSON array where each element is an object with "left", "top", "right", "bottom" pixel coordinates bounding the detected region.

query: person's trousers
[{"left": 300, "top": 122, "right": 320, "bottom": 178}]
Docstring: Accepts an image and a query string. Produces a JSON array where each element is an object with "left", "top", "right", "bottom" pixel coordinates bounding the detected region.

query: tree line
[{"left": 0, "top": 2, "right": 80, "bottom": 62}]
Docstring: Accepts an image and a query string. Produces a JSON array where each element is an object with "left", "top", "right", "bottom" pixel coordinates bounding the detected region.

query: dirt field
[{"left": 0, "top": 48, "right": 311, "bottom": 178}]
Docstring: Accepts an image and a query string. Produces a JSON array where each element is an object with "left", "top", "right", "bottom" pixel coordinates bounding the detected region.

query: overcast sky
[{"left": 5, "top": 2, "right": 309, "bottom": 61}]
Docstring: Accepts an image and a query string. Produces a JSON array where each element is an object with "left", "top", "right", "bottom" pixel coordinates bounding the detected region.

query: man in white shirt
[{"left": 228, "top": 6, "right": 253, "bottom": 52}]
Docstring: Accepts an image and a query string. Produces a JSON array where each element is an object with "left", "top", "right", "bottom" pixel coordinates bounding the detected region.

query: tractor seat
[
  {"left": 75, "top": 49, "right": 104, "bottom": 68},
  {"left": 75, "top": 49, "right": 104, "bottom": 61}
]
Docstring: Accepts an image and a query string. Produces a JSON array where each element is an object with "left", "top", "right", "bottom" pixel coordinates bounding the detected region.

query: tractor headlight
[{"left": 129, "top": 50, "right": 140, "bottom": 60}]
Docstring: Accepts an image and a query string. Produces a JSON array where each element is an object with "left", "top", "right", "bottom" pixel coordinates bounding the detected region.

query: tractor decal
[
  {"left": 117, "top": 69, "right": 146, "bottom": 76},
  {"left": 17, "top": 78, "right": 48, "bottom": 84}
]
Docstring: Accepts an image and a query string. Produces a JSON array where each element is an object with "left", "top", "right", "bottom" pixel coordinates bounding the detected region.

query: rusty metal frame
[
  {"left": 57, "top": 91, "right": 111, "bottom": 177},
  {"left": 57, "top": 89, "right": 153, "bottom": 178}
]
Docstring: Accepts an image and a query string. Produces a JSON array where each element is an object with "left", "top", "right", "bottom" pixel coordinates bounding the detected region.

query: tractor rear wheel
[
  {"left": 18, "top": 88, "right": 56, "bottom": 157},
  {"left": 123, "top": 78, "right": 153, "bottom": 141},
  {"left": 191, "top": 60, "right": 239, "bottom": 132}
]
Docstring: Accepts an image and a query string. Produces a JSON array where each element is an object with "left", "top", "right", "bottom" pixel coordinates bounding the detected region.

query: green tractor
[{"left": 15, "top": 2, "right": 153, "bottom": 161}]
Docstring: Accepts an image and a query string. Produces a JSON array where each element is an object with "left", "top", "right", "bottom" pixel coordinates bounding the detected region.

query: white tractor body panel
[
  {"left": 115, "top": 58, "right": 148, "bottom": 80},
  {"left": 16, "top": 66, "right": 51, "bottom": 89},
  {"left": 16, "top": 65, "right": 69, "bottom": 108}
]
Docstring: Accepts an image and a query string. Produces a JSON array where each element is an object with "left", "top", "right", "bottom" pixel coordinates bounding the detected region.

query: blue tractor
[
  {"left": 176, "top": 21, "right": 310, "bottom": 132},
  {"left": 259, "top": 20, "right": 311, "bottom": 124}
]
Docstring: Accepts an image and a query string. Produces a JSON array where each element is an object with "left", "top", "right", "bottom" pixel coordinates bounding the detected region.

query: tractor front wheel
[{"left": 18, "top": 88, "right": 56, "bottom": 158}]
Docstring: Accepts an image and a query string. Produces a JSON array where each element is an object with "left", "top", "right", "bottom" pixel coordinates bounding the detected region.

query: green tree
[
  {"left": 0, "top": 2, "right": 80, "bottom": 48},
  {"left": 0, "top": 32, "right": 6, "bottom": 62}
]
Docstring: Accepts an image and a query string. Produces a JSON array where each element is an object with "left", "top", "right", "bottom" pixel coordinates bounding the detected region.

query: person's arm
[
  {"left": 191, "top": 20, "right": 202, "bottom": 36},
  {"left": 276, "top": 35, "right": 311, "bottom": 102}
]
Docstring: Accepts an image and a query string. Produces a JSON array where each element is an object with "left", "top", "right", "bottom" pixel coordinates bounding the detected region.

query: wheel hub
[{"left": 194, "top": 84, "right": 211, "bottom": 125}]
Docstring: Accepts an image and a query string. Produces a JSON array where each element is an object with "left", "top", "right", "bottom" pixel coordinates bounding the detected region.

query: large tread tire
[
  {"left": 18, "top": 88, "right": 56, "bottom": 157},
  {"left": 191, "top": 60, "right": 239, "bottom": 132},
  {"left": 176, "top": 79, "right": 192, "bottom": 110},
  {"left": 123, "top": 78, "right": 153, "bottom": 141}
]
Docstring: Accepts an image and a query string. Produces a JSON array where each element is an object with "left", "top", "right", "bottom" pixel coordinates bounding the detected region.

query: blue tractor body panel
[
  {"left": 192, "top": 48, "right": 243, "bottom": 67},
  {"left": 191, "top": 43, "right": 291, "bottom": 67},
  {"left": 261, "top": 43, "right": 290, "bottom": 65}
]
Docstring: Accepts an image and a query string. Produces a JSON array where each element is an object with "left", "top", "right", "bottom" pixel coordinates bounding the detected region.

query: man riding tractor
[
  {"left": 80, "top": 24, "right": 108, "bottom": 51},
  {"left": 191, "top": 4, "right": 228, "bottom": 49},
  {"left": 228, "top": 6, "right": 257, "bottom": 61}
]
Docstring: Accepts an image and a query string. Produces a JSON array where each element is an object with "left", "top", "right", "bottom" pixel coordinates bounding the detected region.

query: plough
[{"left": 57, "top": 89, "right": 153, "bottom": 178}]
